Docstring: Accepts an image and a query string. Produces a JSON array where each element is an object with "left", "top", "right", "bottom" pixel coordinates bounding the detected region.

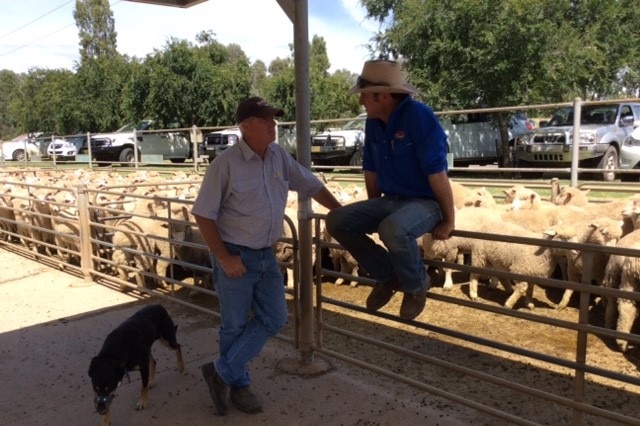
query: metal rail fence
[{"left": 0, "top": 174, "right": 639, "bottom": 425}]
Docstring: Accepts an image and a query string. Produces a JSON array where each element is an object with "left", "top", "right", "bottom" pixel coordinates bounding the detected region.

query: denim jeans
[
  {"left": 210, "top": 243, "right": 288, "bottom": 388},
  {"left": 325, "top": 195, "right": 442, "bottom": 293}
]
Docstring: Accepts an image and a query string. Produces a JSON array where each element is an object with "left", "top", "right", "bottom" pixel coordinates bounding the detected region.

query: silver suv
[{"left": 513, "top": 102, "right": 640, "bottom": 181}]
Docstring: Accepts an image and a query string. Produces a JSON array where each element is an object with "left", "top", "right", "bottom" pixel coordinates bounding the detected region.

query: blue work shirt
[
  {"left": 192, "top": 138, "right": 322, "bottom": 249},
  {"left": 362, "top": 97, "right": 448, "bottom": 199}
]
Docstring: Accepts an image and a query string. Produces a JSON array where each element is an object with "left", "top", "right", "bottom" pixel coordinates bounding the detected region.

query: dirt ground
[{"left": 315, "top": 270, "right": 640, "bottom": 426}]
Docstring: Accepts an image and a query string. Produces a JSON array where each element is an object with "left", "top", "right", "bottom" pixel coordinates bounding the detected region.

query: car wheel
[
  {"left": 12, "top": 149, "right": 26, "bottom": 161},
  {"left": 119, "top": 148, "right": 135, "bottom": 163},
  {"left": 595, "top": 146, "right": 618, "bottom": 182},
  {"left": 170, "top": 158, "right": 186, "bottom": 164},
  {"left": 349, "top": 149, "right": 363, "bottom": 173}
]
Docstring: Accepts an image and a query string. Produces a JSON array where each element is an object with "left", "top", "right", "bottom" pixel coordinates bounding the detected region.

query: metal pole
[
  {"left": 133, "top": 129, "right": 139, "bottom": 168},
  {"left": 86, "top": 131, "right": 93, "bottom": 169},
  {"left": 570, "top": 98, "right": 582, "bottom": 187},
  {"left": 292, "top": 0, "right": 315, "bottom": 365},
  {"left": 76, "top": 184, "right": 93, "bottom": 282}
]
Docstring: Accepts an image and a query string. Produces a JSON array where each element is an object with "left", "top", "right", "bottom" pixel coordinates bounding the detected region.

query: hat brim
[
  {"left": 254, "top": 107, "right": 284, "bottom": 118},
  {"left": 348, "top": 84, "right": 418, "bottom": 95}
]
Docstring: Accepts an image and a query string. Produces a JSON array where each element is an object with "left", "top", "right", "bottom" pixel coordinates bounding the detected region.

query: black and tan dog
[{"left": 88, "top": 304, "right": 185, "bottom": 425}]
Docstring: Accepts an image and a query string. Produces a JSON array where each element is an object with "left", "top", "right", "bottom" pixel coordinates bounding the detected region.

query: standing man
[
  {"left": 193, "top": 97, "right": 341, "bottom": 416},
  {"left": 326, "top": 59, "right": 455, "bottom": 320}
]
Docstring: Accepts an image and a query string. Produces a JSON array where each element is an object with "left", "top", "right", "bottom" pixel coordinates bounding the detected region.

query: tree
[
  {"left": 264, "top": 35, "right": 360, "bottom": 123},
  {"left": 361, "top": 0, "right": 640, "bottom": 166},
  {"left": 74, "top": 0, "right": 118, "bottom": 63},
  {"left": 0, "top": 70, "right": 20, "bottom": 139},
  {"left": 125, "top": 34, "right": 252, "bottom": 128}
]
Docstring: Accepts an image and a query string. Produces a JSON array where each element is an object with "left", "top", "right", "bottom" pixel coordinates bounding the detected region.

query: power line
[
  {"left": 0, "top": 23, "right": 75, "bottom": 58},
  {"left": 0, "top": 0, "right": 124, "bottom": 59},
  {"left": 0, "top": 1, "right": 73, "bottom": 41}
]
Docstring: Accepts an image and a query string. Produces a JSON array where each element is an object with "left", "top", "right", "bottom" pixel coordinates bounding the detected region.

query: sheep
[
  {"left": 553, "top": 186, "right": 590, "bottom": 207},
  {"left": 602, "top": 196, "right": 640, "bottom": 352},
  {"left": 0, "top": 193, "right": 17, "bottom": 241},
  {"left": 468, "top": 222, "right": 557, "bottom": 310},
  {"left": 500, "top": 198, "right": 593, "bottom": 233},
  {"left": 462, "top": 187, "right": 498, "bottom": 208},
  {"left": 321, "top": 224, "right": 360, "bottom": 287},
  {"left": 110, "top": 197, "right": 176, "bottom": 292},
  {"left": 422, "top": 207, "right": 501, "bottom": 291},
  {"left": 553, "top": 186, "right": 629, "bottom": 224},
  {"left": 168, "top": 207, "right": 213, "bottom": 290},
  {"left": 47, "top": 191, "right": 81, "bottom": 267},
  {"left": 451, "top": 181, "right": 472, "bottom": 209},
  {"left": 422, "top": 205, "right": 556, "bottom": 308},
  {"left": 29, "top": 188, "right": 59, "bottom": 257},
  {"left": 544, "top": 218, "right": 624, "bottom": 310},
  {"left": 503, "top": 185, "right": 544, "bottom": 205}
]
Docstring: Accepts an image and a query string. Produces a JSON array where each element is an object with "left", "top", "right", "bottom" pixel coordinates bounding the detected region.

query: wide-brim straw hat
[{"left": 348, "top": 60, "right": 418, "bottom": 95}]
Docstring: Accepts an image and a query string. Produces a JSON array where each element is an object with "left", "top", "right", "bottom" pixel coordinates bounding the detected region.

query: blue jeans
[
  {"left": 325, "top": 196, "right": 442, "bottom": 293},
  {"left": 210, "top": 243, "right": 288, "bottom": 388}
]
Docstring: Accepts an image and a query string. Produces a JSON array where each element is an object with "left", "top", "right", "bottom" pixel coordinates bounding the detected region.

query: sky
[{"left": 0, "top": 0, "right": 380, "bottom": 75}]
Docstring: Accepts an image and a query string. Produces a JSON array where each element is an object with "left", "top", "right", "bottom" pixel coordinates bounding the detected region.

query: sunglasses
[{"left": 356, "top": 76, "right": 389, "bottom": 89}]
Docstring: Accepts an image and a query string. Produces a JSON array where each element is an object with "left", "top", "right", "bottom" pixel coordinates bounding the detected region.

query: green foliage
[
  {"left": 0, "top": 70, "right": 20, "bottom": 139},
  {"left": 264, "top": 36, "right": 360, "bottom": 122},
  {"left": 73, "top": 0, "right": 118, "bottom": 62},
  {"left": 362, "top": 0, "right": 640, "bottom": 108}
]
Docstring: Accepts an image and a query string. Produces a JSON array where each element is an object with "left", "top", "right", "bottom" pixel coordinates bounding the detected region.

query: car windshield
[
  {"left": 116, "top": 121, "right": 153, "bottom": 132},
  {"left": 343, "top": 116, "right": 365, "bottom": 131},
  {"left": 547, "top": 105, "right": 617, "bottom": 126}
]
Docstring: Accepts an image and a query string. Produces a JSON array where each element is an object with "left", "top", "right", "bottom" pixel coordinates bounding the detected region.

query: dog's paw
[{"left": 135, "top": 400, "right": 147, "bottom": 411}]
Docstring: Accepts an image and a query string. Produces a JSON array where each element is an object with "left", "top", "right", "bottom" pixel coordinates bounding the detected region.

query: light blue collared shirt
[{"left": 192, "top": 138, "right": 322, "bottom": 249}]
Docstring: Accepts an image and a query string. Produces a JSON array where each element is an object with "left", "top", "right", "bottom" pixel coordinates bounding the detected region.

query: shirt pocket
[
  {"left": 390, "top": 138, "right": 416, "bottom": 159},
  {"left": 229, "top": 178, "right": 261, "bottom": 212}
]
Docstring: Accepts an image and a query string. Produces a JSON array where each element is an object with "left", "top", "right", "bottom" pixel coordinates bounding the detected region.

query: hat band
[{"left": 357, "top": 75, "right": 390, "bottom": 89}]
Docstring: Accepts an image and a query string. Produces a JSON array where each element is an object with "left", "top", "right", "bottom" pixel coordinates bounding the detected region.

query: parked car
[
  {"left": 277, "top": 125, "right": 297, "bottom": 158},
  {"left": 79, "top": 120, "right": 191, "bottom": 164},
  {"left": 199, "top": 127, "right": 241, "bottom": 161},
  {"left": 310, "top": 113, "right": 366, "bottom": 169},
  {"left": 47, "top": 134, "right": 87, "bottom": 160},
  {"left": 0, "top": 134, "right": 40, "bottom": 161},
  {"left": 513, "top": 102, "right": 640, "bottom": 181},
  {"left": 508, "top": 112, "right": 534, "bottom": 144},
  {"left": 619, "top": 126, "right": 640, "bottom": 181}
]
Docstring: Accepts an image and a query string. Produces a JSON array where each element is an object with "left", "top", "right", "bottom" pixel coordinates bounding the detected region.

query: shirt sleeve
[
  {"left": 278, "top": 145, "right": 323, "bottom": 199},
  {"left": 191, "top": 158, "right": 228, "bottom": 220}
]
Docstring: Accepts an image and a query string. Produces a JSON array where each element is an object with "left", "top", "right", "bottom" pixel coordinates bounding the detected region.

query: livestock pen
[{"left": 0, "top": 167, "right": 639, "bottom": 425}]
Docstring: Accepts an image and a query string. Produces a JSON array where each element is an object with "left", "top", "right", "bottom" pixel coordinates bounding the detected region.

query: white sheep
[
  {"left": 451, "top": 180, "right": 472, "bottom": 209},
  {"left": 168, "top": 207, "right": 213, "bottom": 290},
  {"left": 422, "top": 207, "right": 501, "bottom": 291},
  {"left": 110, "top": 197, "right": 177, "bottom": 291},
  {"left": 462, "top": 187, "right": 498, "bottom": 208},
  {"left": 544, "top": 218, "right": 624, "bottom": 310},
  {"left": 467, "top": 218, "right": 557, "bottom": 309},
  {"left": 602, "top": 196, "right": 640, "bottom": 352}
]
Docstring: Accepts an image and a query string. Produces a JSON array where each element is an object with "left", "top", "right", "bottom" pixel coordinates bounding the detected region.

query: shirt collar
[{"left": 238, "top": 137, "right": 275, "bottom": 160}]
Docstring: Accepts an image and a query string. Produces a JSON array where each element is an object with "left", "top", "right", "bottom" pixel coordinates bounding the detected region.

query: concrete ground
[{"left": 0, "top": 247, "right": 474, "bottom": 426}]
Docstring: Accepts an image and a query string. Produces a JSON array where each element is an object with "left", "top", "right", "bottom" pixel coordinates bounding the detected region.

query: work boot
[
  {"left": 366, "top": 278, "right": 400, "bottom": 311},
  {"left": 230, "top": 386, "right": 263, "bottom": 414},
  {"left": 201, "top": 362, "right": 228, "bottom": 416},
  {"left": 400, "top": 282, "right": 429, "bottom": 320}
]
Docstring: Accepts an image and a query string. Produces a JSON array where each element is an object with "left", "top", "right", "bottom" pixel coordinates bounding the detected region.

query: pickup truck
[
  {"left": 80, "top": 120, "right": 191, "bottom": 165},
  {"left": 310, "top": 113, "right": 366, "bottom": 170},
  {"left": 199, "top": 128, "right": 241, "bottom": 161},
  {"left": 513, "top": 102, "right": 640, "bottom": 181}
]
